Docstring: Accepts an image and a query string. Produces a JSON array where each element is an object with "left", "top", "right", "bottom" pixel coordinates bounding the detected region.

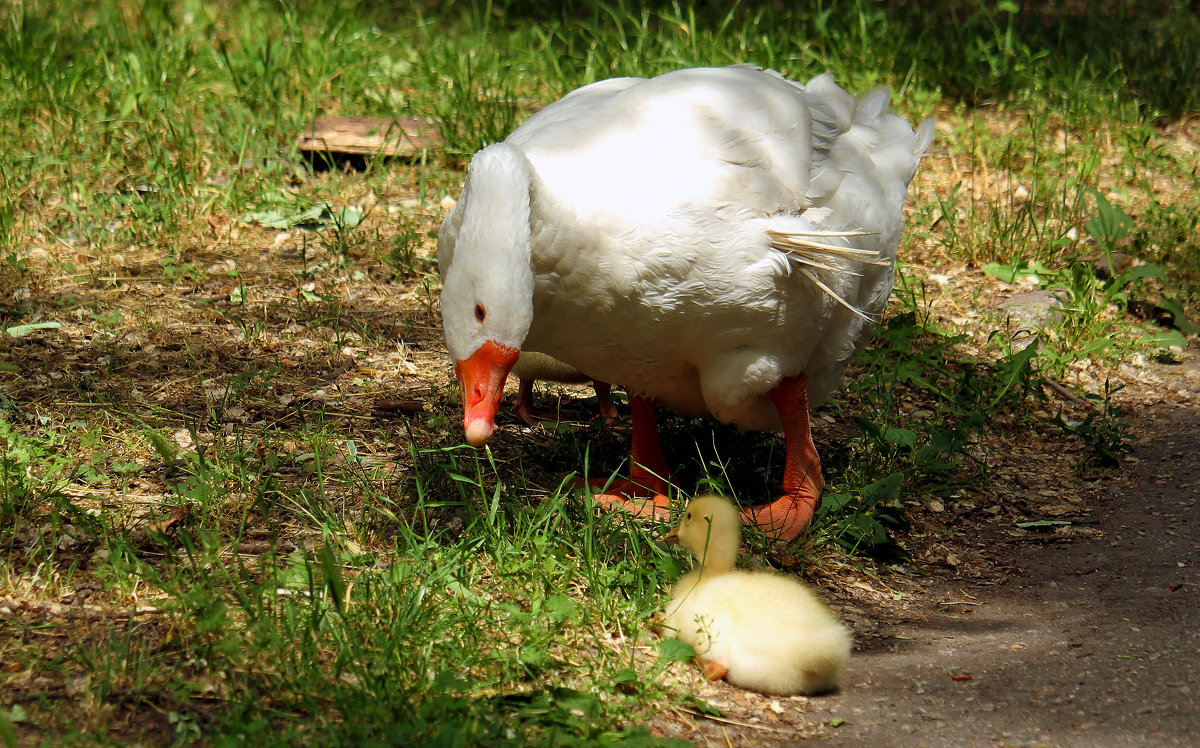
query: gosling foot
[{"left": 699, "top": 658, "right": 730, "bottom": 683}]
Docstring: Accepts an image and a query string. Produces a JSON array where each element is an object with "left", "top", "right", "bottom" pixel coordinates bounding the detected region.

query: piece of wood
[{"left": 298, "top": 116, "right": 437, "bottom": 158}]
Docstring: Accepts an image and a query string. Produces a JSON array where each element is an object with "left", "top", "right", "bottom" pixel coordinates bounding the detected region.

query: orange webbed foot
[
  {"left": 573, "top": 393, "right": 674, "bottom": 523},
  {"left": 593, "top": 485, "right": 671, "bottom": 521},
  {"left": 575, "top": 475, "right": 672, "bottom": 522},
  {"left": 743, "top": 372, "right": 824, "bottom": 542},
  {"left": 742, "top": 496, "right": 816, "bottom": 542}
]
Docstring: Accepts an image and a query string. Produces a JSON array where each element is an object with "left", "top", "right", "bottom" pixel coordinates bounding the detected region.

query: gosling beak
[
  {"left": 455, "top": 340, "right": 520, "bottom": 447},
  {"left": 663, "top": 526, "right": 681, "bottom": 545}
]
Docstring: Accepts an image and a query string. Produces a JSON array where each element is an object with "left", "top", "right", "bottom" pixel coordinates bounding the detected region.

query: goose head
[
  {"left": 439, "top": 143, "right": 537, "bottom": 447},
  {"left": 664, "top": 495, "right": 743, "bottom": 575}
]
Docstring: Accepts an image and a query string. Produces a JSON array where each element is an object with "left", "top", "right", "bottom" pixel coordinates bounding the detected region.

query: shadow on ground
[{"left": 656, "top": 346, "right": 1200, "bottom": 747}]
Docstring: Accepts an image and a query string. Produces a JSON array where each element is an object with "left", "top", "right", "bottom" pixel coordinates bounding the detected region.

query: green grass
[{"left": 1, "top": 0, "right": 1198, "bottom": 744}]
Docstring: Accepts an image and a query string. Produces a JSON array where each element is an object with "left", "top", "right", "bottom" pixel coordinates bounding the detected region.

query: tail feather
[
  {"left": 748, "top": 68, "right": 934, "bottom": 326},
  {"left": 855, "top": 87, "right": 893, "bottom": 122},
  {"left": 798, "top": 268, "right": 877, "bottom": 322},
  {"left": 765, "top": 226, "right": 885, "bottom": 322},
  {"left": 766, "top": 228, "right": 887, "bottom": 266}
]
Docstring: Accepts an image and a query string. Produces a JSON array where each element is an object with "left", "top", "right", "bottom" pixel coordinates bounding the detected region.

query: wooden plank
[{"left": 297, "top": 116, "right": 438, "bottom": 158}]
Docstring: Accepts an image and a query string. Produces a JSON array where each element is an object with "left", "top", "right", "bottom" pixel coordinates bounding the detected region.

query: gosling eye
[
  {"left": 685, "top": 512, "right": 692, "bottom": 520},
  {"left": 474, "top": 304, "right": 486, "bottom": 322}
]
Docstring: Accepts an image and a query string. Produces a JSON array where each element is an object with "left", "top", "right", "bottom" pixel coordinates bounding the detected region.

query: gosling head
[{"left": 664, "top": 494, "right": 743, "bottom": 574}]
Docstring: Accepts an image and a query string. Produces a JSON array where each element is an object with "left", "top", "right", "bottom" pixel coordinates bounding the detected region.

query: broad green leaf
[
  {"left": 680, "top": 695, "right": 724, "bottom": 717},
  {"left": 318, "top": 544, "right": 346, "bottom": 614},
  {"left": 1156, "top": 298, "right": 1199, "bottom": 335},
  {"left": 242, "top": 203, "right": 338, "bottom": 229},
  {"left": 336, "top": 207, "right": 364, "bottom": 227},
  {"left": 990, "top": 338, "right": 1039, "bottom": 407},
  {"left": 518, "top": 645, "right": 549, "bottom": 669},
  {"left": 1016, "top": 519, "right": 1073, "bottom": 528},
  {"left": 0, "top": 709, "right": 16, "bottom": 748},
  {"left": 1120, "top": 261, "right": 1163, "bottom": 282},
  {"left": 815, "top": 492, "right": 854, "bottom": 518},
  {"left": 861, "top": 472, "right": 905, "bottom": 507},
  {"left": 290, "top": 205, "right": 331, "bottom": 227},
  {"left": 655, "top": 637, "right": 695, "bottom": 663},
  {"left": 544, "top": 594, "right": 577, "bottom": 622},
  {"left": 551, "top": 687, "right": 601, "bottom": 720},
  {"left": 982, "top": 259, "right": 1052, "bottom": 285},
  {"left": 1085, "top": 189, "right": 1134, "bottom": 247},
  {"left": 5, "top": 321, "right": 61, "bottom": 338},
  {"left": 883, "top": 427, "right": 918, "bottom": 446},
  {"left": 1072, "top": 336, "right": 1116, "bottom": 359},
  {"left": 241, "top": 209, "right": 291, "bottom": 229},
  {"left": 982, "top": 261, "right": 1031, "bottom": 284},
  {"left": 1142, "top": 329, "right": 1187, "bottom": 349}
]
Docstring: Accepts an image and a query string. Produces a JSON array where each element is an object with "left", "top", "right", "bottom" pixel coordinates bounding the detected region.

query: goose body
[
  {"left": 439, "top": 65, "right": 933, "bottom": 539},
  {"left": 663, "top": 495, "right": 851, "bottom": 695}
]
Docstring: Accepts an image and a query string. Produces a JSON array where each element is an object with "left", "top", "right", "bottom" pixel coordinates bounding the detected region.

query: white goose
[{"left": 438, "top": 65, "right": 933, "bottom": 540}]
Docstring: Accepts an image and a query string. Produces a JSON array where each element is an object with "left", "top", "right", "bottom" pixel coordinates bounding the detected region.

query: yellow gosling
[{"left": 662, "top": 494, "right": 851, "bottom": 695}]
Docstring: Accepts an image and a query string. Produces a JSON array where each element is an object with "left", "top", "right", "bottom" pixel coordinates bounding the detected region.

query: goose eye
[{"left": 474, "top": 304, "right": 486, "bottom": 322}]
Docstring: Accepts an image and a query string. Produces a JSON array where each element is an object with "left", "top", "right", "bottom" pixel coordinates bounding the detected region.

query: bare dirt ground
[{"left": 649, "top": 344, "right": 1200, "bottom": 746}]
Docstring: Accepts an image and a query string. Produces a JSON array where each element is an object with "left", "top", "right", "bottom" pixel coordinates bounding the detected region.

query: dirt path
[
  {"left": 811, "top": 404, "right": 1200, "bottom": 747},
  {"left": 651, "top": 349, "right": 1200, "bottom": 746}
]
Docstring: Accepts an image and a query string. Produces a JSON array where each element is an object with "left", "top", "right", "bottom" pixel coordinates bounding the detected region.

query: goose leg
[
  {"left": 590, "top": 394, "right": 671, "bottom": 520},
  {"left": 514, "top": 378, "right": 540, "bottom": 427},
  {"left": 592, "top": 381, "right": 620, "bottom": 424},
  {"left": 516, "top": 379, "right": 618, "bottom": 427},
  {"left": 743, "top": 373, "right": 823, "bottom": 541}
]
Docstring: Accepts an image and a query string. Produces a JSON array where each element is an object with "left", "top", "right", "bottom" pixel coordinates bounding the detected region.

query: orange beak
[{"left": 455, "top": 340, "right": 520, "bottom": 447}]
